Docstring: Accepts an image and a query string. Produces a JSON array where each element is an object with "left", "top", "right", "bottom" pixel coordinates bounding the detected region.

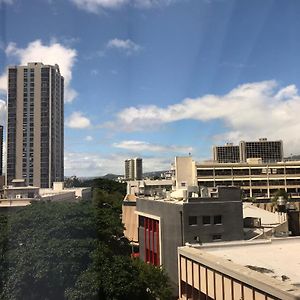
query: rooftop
[
  {"left": 182, "top": 237, "right": 300, "bottom": 298},
  {"left": 196, "top": 160, "right": 300, "bottom": 167},
  {"left": 243, "top": 203, "right": 281, "bottom": 226}
]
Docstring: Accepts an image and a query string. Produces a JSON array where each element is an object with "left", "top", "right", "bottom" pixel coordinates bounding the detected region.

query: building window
[
  {"left": 212, "top": 234, "right": 222, "bottom": 241},
  {"left": 202, "top": 216, "right": 211, "bottom": 225},
  {"left": 189, "top": 216, "right": 197, "bottom": 226},
  {"left": 139, "top": 216, "right": 144, "bottom": 227},
  {"left": 214, "top": 215, "right": 222, "bottom": 225}
]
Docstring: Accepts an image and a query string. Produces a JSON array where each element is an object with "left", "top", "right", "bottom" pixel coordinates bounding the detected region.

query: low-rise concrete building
[
  {"left": 0, "top": 179, "right": 40, "bottom": 207},
  {"left": 178, "top": 237, "right": 300, "bottom": 300},
  {"left": 197, "top": 160, "right": 300, "bottom": 200},
  {"left": 0, "top": 180, "right": 91, "bottom": 208},
  {"left": 168, "top": 155, "right": 300, "bottom": 200},
  {"left": 136, "top": 186, "right": 244, "bottom": 286},
  {"left": 40, "top": 182, "right": 91, "bottom": 202},
  {"left": 126, "top": 179, "right": 173, "bottom": 196}
]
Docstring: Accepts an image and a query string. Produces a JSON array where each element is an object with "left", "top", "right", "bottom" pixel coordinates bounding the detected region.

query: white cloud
[
  {"left": 69, "top": 0, "right": 178, "bottom": 13},
  {"left": 0, "top": 40, "right": 77, "bottom": 102},
  {"left": 113, "top": 140, "right": 193, "bottom": 153},
  {"left": 70, "top": 0, "right": 128, "bottom": 12},
  {"left": 64, "top": 151, "right": 171, "bottom": 176},
  {"left": 0, "top": 74, "right": 7, "bottom": 93},
  {"left": 133, "top": 0, "right": 176, "bottom": 8},
  {"left": 66, "top": 112, "right": 91, "bottom": 129},
  {"left": 85, "top": 135, "right": 94, "bottom": 141},
  {"left": 111, "top": 81, "right": 300, "bottom": 154},
  {"left": 0, "top": 99, "right": 6, "bottom": 126},
  {"left": 107, "top": 38, "right": 141, "bottom": 55}
]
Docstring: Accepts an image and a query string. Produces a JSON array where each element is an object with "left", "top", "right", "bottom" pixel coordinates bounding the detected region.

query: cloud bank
[
  {"left": 0, "top": 40, "right": 77, "bottom": 103},
  {"left": 113, "top": 140, "right": 193, "bottom": 153},
  {"left": 69, "top": 0, "right": 178, "bottom": 13},
  {"left": 112, "top": 81, "right": 300, "bottom": 154},
  {"left": 65, "top": 151, "right": 171, "bottom": 176}
]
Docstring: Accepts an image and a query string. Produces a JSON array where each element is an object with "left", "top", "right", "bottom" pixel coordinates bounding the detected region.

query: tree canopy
[{"left": 0, "top": 188, "right": 171, "bottom": 300}]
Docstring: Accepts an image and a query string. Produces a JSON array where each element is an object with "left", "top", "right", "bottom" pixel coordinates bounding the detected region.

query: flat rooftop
[
  {"left": 243, "top": 203, "right": 281, "bottom": 226},
  {"left": 203, "top": 238, "right": 300, "bottom": 286}
]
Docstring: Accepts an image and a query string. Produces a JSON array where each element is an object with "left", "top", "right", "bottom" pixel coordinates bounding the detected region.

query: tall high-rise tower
[
  {"left": 7, "top": 62, "right": 64, "bottom": 188},
  {"left": 124, "top": 158, "right": 142, "bottom": 180}
]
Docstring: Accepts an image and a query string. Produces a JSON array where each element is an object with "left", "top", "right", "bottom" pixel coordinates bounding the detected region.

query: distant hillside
[
  {"left": 99, "top": 170, "right": 169, "bottom": 180},
  {"left": 101, "top": 173, "right": 122, "bottom": 180},
  {"left": 284, "top": 154, "right": 300, "bottom": 161},
  {"left": 143, "top": 170, "right": 168, "bottom": 178}
]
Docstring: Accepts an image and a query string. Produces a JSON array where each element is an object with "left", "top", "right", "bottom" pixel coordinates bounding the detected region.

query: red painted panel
[{"left": 143, "top": 217, "right": 160, "bottom": 266}]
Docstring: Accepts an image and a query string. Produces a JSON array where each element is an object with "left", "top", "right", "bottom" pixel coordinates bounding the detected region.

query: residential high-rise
[
  {"left": 7, "top": 62, "right": 64, "bottom": 188},
  {"left": 134, "top": 157, "right": 143, "bottom": 180},
  {"left": 124, "top": 158, "right": 142, "bottom": 180}
]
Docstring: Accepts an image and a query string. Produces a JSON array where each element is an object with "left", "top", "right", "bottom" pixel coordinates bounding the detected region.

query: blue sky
[{"left": 1, "top": 0, "right": 300, "bottom": 176}]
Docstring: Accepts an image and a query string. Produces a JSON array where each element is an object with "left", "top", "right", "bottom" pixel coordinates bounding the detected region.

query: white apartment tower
[
  {"left": 125, "top": 158, "right": 142, "bottom": 180},
  {"left": 7, "top": 62, "right": 64, "bottom": 188}
]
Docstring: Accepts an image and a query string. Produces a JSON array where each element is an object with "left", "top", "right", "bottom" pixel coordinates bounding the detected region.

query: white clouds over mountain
[
  {"left": 65, "top": 151, "right": 171, "bottom": 176},
  {"left": 0, "top": 40, "right": 77, "bottom": 103},
  {"left": 113, "top": 81, "right": 300, "bottom": 153}
]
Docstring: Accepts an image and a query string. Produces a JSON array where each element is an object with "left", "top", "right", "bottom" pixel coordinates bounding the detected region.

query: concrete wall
[
  {"left": 182, "top": 200, "right": 244, "bottom": 244},
  {"left": 137, "top": 199, "right": 183, "bottom": 285},
  {"left": 122, "top": 201, "right": 138, "bottom": 243},
  {"left": 175, "top": 157, "right": 197, "bottom": 189},
  {"left": 136, "top": 190, "right": 244, "bottom": 287},
  {"left": 41, "top": 191, "right": 75, "bottom": 202}
]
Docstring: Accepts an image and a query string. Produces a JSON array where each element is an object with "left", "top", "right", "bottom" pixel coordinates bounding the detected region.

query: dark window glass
[
  {"left": 188, "top": 216, "right": 197, "bottom": 225},
  {"left": 202, "top": 216, "right": 210, "bottom": 225},
  {"left": 214, "top": 215, "right": 222, "bottom": 225},
  {"left": 139, "top": 216, "right": 144, "bottom": 227}
]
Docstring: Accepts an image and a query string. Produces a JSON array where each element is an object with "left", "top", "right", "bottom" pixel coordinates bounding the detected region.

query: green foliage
[
  {"left": 272, "top": 189, "right": 289, "bottom": 200},
  {"left": 64, "top": 176, "right": 82, "bottom": 188},
  {"left": 65, "top": 176, "right": 126, "bottom": 197},
  {"left": 0, "top": 202, "right": 97, "bottom": 300},
  {"left": 271, "top": 189, "right": 289, "bottom": 205},
  {"left": 133, "top": 259, "right": 172, "bottom": 300},
  {"left": 0, "top": 190, "right": 171, "bottom": 300},
  {"left": 90, "top": 178, "right": 126, "bottom": 195}
]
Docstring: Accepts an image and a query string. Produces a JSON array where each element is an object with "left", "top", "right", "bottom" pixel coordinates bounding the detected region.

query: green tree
[
  {"left": 0, "top": 202, "right": 97, "bottom": 300},
  {"left": 91, "top": 178, "right": 126, "bottom": 195},
  {"left": 271, "top": 189, "right": 289, "bottom": 210},
  {"left": 0, "top": 195, "right": 172, "bottom": 300}
]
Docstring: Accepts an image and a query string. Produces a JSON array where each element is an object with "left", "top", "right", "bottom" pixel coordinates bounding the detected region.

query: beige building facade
[
  {"left": 7, "top": 62, "right": 64, "bottom": 188},
  {"left": 197, "top": 161, "right": 300, "bottom": 199}
]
